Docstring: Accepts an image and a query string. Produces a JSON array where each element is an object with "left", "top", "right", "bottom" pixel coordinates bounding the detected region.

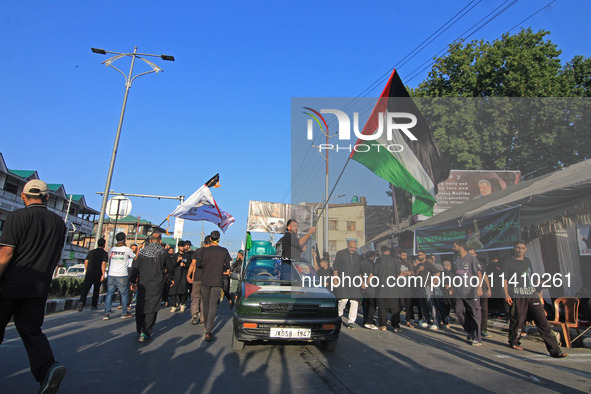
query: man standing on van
[
  {"left": 0, "top": 180, "right": 68, "bottom": 393},
  {"left": 280, "top": 219, "right": 315, "bottom": 260}
]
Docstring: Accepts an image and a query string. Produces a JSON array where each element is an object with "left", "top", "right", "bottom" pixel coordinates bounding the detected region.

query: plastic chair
[{"left": 548, "top": 297, "right": 580, "bottom": 348}]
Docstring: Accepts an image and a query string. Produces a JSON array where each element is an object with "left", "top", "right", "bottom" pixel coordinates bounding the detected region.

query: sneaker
[
  {"left": 466, "top": 334, "right": 473, "bottom": 341},
  {"left": 405, "top": 322, "right": 413, "bottom": 328},
  {"left": 429, "top": 324, "right": 439, "bottom": 331},
  {"left": 103, "top": 314, "right": 110, "bottom": 321},
  {"left": 419, "top": 320, "right": 428, "bottom": 328},
  {"left": 121, "top": 312, "right": 133, "bottom": 320},
  {"left": 378, "top": 326, "right": 387, "bottom": 331},
  {"left": 77, "top": 303, "right": 83, "bottom": 312},
  {"left": 364, "top": 324, "right": 379, "bottom": 330},
  {"left": 138, "top": 333, "right": 150, "bottom": 342},
  {"left": 191, "top": 314, "right": 199, "bottom": 325},
  {"left": 39, "top": 362, "right": 67, "bottom": 394},
  {"left": 117, "top": 305, "right": 122, "bottom": 309},
  {"left": 170, "top": 306, "right": 177, "bottom": 313},
  {"left": 346, "top": 323, "right": 358, "bottom": 330},
  {"left": 205, "top": 333, "right": 213, "bottom": 342},
  {"left": 180, "top": 305, "right": 186, "bottom": 312},
  {"left": 520, "top": 332, "right": 528, "bottom": 337},
  {"left": 90, "top": 306, "right": 98, "bottom": 311},
  {"left": 481, "top": 330, "right": 492, "bottom": 338},
  {"left": 393, "top": 327, "right": 401, "bottom": 333},
  {"left": 472, "top": 340, "right": 482, "bottom": 346}
]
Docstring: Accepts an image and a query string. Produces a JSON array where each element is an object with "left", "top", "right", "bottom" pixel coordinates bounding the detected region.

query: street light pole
[{"left": 92, "top": 46, "right": 174, "bottom": 247}]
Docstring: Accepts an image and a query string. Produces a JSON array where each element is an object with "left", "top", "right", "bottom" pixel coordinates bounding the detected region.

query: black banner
[{"left": 414, "top": 207, "right": 520, "bottom": 254}]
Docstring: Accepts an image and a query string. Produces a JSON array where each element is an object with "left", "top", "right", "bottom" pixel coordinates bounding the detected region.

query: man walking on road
[
  {"left": 104, "top": 232, "right": 135, "bottom": 321},
  {"left": 503, "top": 240, "right": 567, "bottom": 358},
  {"left": 451, "top": 240, "right": 484, "bottom": 346},
  {"left": 187, "top": 235, "right": 211, "bottom": 326},
  {"left": 129, "top": 233, "right": 168, "bottom": 342},
  {"left": 333, "top": 240, "right": 362, "bottom": 329},
  {"left": 77, "top": 238, "right": 108, "bottom": 311},
  {"left": 0, "top": 179, "right": 68, "bottom": 393},
  {"left": 198, "top": 231, "right": 232, "bottom": 341}
]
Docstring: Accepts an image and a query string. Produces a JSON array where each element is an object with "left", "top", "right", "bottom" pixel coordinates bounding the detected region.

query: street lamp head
[
  {"left": 91, "top": 48, "right": 107, "bottom": 55},
  {"left": 161, "top": 54, "right": 175, "bottom": 61}
]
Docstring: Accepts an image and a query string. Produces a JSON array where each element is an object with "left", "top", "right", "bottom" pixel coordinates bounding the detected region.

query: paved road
[{"left": 1, "top": 301, "right": 590, "bottom": 393}]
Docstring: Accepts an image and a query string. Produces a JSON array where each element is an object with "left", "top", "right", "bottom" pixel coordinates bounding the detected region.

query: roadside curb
[{"left": 46, "top": 294, "right": 106, "bottom": 315}]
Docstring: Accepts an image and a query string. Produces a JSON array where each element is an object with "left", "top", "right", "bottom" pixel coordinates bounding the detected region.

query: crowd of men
[
  {"left": 0, "top": 186, "right": 571, "bottom": 393},
  {"left": 309, "top": 235, "right": 568, "bottom": 357},
  {"left": 0, "top": 179, "right": 239, "bottom": 393}
]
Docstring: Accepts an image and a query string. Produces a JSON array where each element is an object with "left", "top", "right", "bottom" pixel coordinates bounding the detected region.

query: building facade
[{"left": 0, "top": 153, "right": 99, "bottom": 268}]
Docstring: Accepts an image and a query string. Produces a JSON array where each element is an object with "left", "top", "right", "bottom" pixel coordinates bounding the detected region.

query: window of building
[
  {"left": 0, "top": 219, "right": 4, "bottom": 231},
  {"left": 346, "top": 221, "right": 356, "bottom": 231},
  {"left": 328, "top": 240, "right": 337, "bottom": 251},
  {"left": 4, "top": 181, "right": 18, "bottom": 194},
  {"left": 329, "top": 220, "right": 337, "bottom": 230}
]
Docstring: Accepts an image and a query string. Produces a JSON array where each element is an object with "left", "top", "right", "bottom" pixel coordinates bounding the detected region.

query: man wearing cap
[
  {"left": 0, "top": 180, "right": 68, "bottom": 393},
  {"left": 103, "top": 232, "right": 135, "bottom": 320}
]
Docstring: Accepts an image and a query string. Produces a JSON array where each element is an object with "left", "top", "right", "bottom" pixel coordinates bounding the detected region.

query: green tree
[{"left": 410, "top": 28, "right": 591, "bottom": 176}]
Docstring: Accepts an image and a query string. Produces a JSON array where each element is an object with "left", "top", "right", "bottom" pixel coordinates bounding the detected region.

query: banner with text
[{"left": 414, "top": 206, "right": 520, "bottom": 254}]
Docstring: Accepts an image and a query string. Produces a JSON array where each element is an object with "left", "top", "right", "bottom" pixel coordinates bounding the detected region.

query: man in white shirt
[{"left": 103, "top": 233, "right": 135, "bottom": 320}]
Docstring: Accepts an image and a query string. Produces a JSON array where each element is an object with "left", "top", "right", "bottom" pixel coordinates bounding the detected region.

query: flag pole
[{"left": 313, "top": 156, "right": 352, "bottom": 227}]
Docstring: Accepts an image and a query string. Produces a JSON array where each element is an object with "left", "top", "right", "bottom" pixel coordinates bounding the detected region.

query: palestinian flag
[{"left": 351, "top": 69, "right": 449, "bottom": 216}]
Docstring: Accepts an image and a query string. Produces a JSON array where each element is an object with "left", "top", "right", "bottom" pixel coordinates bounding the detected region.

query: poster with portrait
[
  {"left": 577, "top": 225, "right": 591, "bottom": 256},
  {"left": 433, "top": 170, "right": 521, "bottom": 214},
  {"left": 247, "top": 201, "right": 313, "bottom": 234}
]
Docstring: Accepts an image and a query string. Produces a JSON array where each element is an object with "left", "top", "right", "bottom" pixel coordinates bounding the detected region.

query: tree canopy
[{"left": 410, "top": 28, "right": 591, "bottom": 177}]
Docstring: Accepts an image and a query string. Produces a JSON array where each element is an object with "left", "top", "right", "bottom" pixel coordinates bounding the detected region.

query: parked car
[
  {"left": 57, "top": 264, "right": 86, "bottom": 278},
  {"left": 231, "top": 255, "right": 341, "bottom": 351}
]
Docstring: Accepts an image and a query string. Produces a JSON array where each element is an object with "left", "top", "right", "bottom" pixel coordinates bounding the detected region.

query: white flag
[{"left": 170, "top": 185, "right": 235, "bottom": 233}]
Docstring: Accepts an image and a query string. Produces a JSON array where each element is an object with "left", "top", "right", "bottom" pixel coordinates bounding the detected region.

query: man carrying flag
[{"left": 350, "top": 69, "right": 449, "bottom": 216}]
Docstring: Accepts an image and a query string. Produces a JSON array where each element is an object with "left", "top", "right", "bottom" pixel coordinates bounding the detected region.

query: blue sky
[{"left": 1, "top": 1, "right": 590, "bottom": 252}]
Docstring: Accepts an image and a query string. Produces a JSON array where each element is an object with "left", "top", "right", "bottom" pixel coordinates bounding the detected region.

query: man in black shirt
[
  {"left": 169, "top": 240, "right": 190, "bottom": 312},
  {"left": 198, "top": 231, "right": 232, "bottom": 341},
  {"left": 360, "top": 251, "right": 378, "bottom": 329},
  {"left": 397, "top": 251, "right": 414, "bottom": 327},
  {"left": 0, "top": 179, "right": 67, "bottom": 393},
  {"left": 77, "top": 238, "right": 108, "bottom": 311},
  {"left": 188, "top": 236, "right": 211, "bottom": 326},
  {"left": 279, "top": 219, "right": 315, "bottom": 260},
  {"left": 333, "top": 240, "right": 362, "bottom": 329},
  {"left": 452, "top": 240, "right": 483, "bottom": 346},
  {"left": 375, "top": 247, "right": 403, "bottom": 331},
  {"left": 503, "top": 240, "right": 567, "bottom": 357}
]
